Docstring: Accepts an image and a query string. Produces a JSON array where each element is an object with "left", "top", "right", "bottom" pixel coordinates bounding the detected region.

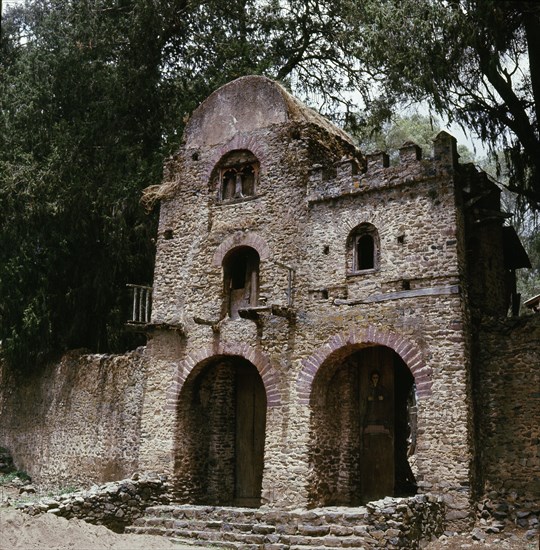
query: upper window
[
  {"left": 214, "top": 150, "right": 259, "bottom": 202},
  {"left": 347, "top": 223, "right": 380, "bottom": 274}
]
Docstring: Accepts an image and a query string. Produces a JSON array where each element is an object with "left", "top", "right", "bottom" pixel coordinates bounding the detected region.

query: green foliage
[
  {"left": 1, "top": 0, "right": 538, "bottom": 371},
  {"left": 343, "top": 0, "right": 540, "bottom": 207},
  {"left": 0, "top": 0, "right": 161, "bottom": 368},
  {"left": 352, "top": 113, "right": 474, "bottom": 163},
  {"left": 0, "top": 471, "right": 31, "bottom": 484},
  {"left": 0, "top": 0, "right": 370, "bottom": 371}
]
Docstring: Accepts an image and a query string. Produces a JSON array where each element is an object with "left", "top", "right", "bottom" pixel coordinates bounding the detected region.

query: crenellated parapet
[{"left": 307, "top": 131, "right": 459, "bottom": 203}]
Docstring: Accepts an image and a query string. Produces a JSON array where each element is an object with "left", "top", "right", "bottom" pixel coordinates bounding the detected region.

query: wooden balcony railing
[{"left": 127, "top": 284, "right": 152, "bottom": 324}]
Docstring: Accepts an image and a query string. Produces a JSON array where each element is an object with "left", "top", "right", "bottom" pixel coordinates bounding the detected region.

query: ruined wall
[
  {"left": 17, "top": 474, "right": 171, "bottom": 533},
  {"left": 1, "top": 76, "right": 536, "bottom": 533},
  {"left": 474, "top": 314, "right": 540, "bottom": 509},
  {"left": 0, "top": 350, "right": 146, "bottom": 488}
]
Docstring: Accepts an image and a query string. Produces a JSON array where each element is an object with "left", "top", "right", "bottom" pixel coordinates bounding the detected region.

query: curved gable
[{"left": 184, "top": 75, "right": 354, "bottom": 148}]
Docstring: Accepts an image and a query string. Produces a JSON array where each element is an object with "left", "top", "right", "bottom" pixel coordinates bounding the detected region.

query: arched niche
[
  {"left": 347, "top": 223, "right": 380, "bottom": 274},
  {"left": 307, "top": 344, "right": 417, "bottom": 507}
]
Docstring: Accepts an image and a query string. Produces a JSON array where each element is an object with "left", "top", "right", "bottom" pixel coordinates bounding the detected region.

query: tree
[
  {"left": 480, "top": 154, "right": 540, "bottom": 304},
  {"left": 352, "top": 113, "right": 474, "bottom": 163},
  {"left": 2, "top": 0, "right": 538, "bottom": 371},
  {"left": 0, "top": 0, "right": 165, "bottom": 368},
  {"left": 0, "top": 0, "right": 376, "bottom": 370},
  {"left": 343, "top": 0, "right": 540, "bottom": 208}
]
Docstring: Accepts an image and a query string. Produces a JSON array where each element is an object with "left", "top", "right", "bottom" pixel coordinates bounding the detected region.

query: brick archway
[
  {"left": 296, "top": 326, "right": 432, "bottom": 404},
  {"left": 204, "top": 136, "right": 268, "bottom": 182},
  {"left": 212, "top": 232, "right": 271, "bottom": 266},
  {"left": 166, "top": 343, "right": 281, "bottom": 410}
]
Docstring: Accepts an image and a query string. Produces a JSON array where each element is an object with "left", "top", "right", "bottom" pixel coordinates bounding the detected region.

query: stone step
[
  {"left": 129, "top": 522, "right": 374, "bottom": 548},
  {"left": 126, "top": 496, "right": 444, "bottom": 549},
  {"left": 142, "top": 504, "right": 372, "bottom": 524},
  {"left": 130, "top": 517, "right": 278, "bottom": 535},
  {"left": 129, "top": 513, "right": 373, "bottom": 539}
]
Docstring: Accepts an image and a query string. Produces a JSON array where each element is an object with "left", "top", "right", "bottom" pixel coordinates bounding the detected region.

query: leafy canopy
[
  {"left": 1, "top": 0, "right": 539, "bottom": 370},
  {"left": 344, "top": 0, "right": 540, "bottom": 207}
]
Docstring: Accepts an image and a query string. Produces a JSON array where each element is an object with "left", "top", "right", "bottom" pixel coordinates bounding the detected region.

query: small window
[
  {"left": 356, "top": 234, "right": 375, "bottom": 270},
  {"left": 347, "top": 223, "right": 380, "bottom": 274},
  {"left": 213, "top": 150, "right": 259, "bottom": 202},
  {"left": 222, "top": 246, "right": 260, "bottom": 319}
]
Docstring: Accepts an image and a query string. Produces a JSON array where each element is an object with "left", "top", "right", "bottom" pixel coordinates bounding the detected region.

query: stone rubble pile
[
  {"left": 15, "top": 473, "right": 171, "bottom": 532},
  {"left": 476, "top": 491, "right": 539, "bottom": 542}
]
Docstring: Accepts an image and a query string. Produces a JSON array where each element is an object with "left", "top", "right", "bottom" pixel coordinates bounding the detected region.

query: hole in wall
[{"left": 164, "top": 229, "right": 174, "bottom": 240}]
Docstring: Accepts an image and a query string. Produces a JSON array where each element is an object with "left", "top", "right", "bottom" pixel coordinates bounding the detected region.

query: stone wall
[
  {"left": 0, "top": 349, "right": 146, "bottom": 488},
  {"left": 16, "top": 473, "right": 171, "bottom": 533},
  {"left": 474, "top": 314, "right": 540, "bottom": 516},
  {"left": 139, "top": 77, "right": 475, "bottom": 526},
  {"left": 0, "top": 76, "right": 536, "bottom": 538}
]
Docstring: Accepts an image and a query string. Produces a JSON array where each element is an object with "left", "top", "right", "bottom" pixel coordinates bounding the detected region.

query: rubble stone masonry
[{"left": 1, "top": 77, "right": 537, "bottom": 534}]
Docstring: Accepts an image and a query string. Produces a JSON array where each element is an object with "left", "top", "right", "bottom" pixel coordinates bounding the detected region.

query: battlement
[{"left": 307, "top": 131, "right": 459, "bottom": 202}]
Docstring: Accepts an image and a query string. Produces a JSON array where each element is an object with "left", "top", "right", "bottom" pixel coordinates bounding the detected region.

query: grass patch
[{"left": 0, "top": 470, "right": 31, "bottom": 484}]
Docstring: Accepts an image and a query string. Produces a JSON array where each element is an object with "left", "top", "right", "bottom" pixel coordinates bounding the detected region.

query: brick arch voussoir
[
  {"left": 212, "top": 231, "right": 271, "bottom": 266},
  {"left": 205, "top": 136, "right": 268, "bottom": 182},
  {"left": 166, "top": 343, "right": 281, "bottom": 410},
  {"left": 297, "top": 326, "right": 432, "bottom": 404}
]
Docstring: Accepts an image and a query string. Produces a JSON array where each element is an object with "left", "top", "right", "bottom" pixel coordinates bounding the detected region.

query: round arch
[
  {"left": 212, "top": 231, "right": 272, "bottom": 266},
  {"left": 296, "top": 325, "right": 432, "bottom": 404},
  {"left": 166, "top": 342, "right": 281, "bottom": 411}
]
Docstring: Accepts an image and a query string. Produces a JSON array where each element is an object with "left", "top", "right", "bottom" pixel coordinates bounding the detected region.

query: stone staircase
[{"left": 126, "top": 495, "right": 445, "bottom": 549}]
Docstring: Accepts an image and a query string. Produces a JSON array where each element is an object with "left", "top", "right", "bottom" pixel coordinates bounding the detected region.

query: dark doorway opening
[
  {"left": 222, "top": 247, "right": 260, "bottom": 319},
  {"left": 174, "top": 356, "right": 266, "bottom": 506},
  {"left": 308, "top": 345, "right": 417, "bottom": 507}
]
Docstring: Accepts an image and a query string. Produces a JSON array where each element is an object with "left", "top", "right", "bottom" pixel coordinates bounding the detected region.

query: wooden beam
[{"left": 334, "top": 285, "right": 460, "bottom": 306}]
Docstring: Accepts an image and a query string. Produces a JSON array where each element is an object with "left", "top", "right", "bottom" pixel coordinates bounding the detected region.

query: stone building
[
  {"left": 1, "top": 76, "right": 537, "bottom": 540},
  {"left": 132, "top": 75, "right": 531, "bottom": 524}
]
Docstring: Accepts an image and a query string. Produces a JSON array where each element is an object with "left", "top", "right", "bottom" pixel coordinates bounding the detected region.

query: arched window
[
  {"left": 213, "top": 150, "right": 259, "bottom": 201},
  {"left": 347, "top": 223, "right": 379, "bottom": 274},
  {"left": 223, "top": 246, "right": 260, "bottom": 319},
  {"left": 356, "top": 234, "right": 375, "bottom": 270}
]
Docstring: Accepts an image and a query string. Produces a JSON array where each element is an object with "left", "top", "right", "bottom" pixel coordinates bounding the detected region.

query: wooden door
[
  {"left": 234, "top": 366, "right": 266, "bottom": 506},
  {"left": 359, "top": 347, "right": 395, "bottom": 502}
]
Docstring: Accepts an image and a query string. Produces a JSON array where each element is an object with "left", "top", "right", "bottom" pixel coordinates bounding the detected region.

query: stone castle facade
[
  {"left": 133, "top": 76, "right": 533, "bottom": 524},
  {"left": 1, "top": 76, "right": 537, "bottom": 533}
]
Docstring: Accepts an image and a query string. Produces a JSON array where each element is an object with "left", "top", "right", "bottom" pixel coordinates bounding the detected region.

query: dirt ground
[{"left": 0, "top": 508, "right": 215, "bottom": 550}]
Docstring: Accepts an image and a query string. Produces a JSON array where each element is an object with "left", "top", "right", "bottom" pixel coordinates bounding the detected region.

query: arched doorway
[
  {"left": 308, "top": 345, "right": 417, "bottom": 507},
  {"left": 174, "top": 356, "right": 267, "bottom": 506},
  {"left": 222, "top": 246, "right": 260, "bottom": 319}
]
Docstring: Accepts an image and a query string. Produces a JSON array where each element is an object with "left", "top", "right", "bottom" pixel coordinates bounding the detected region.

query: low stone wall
[
  {"left": 16, "top": 474, "right": 171, "bottom": 533},
  {"left": 127, "top": 495, "right": 445, "bottom": 549},
  {"left": 0, "top": 349, "right": 146, "bottom": 488}
]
